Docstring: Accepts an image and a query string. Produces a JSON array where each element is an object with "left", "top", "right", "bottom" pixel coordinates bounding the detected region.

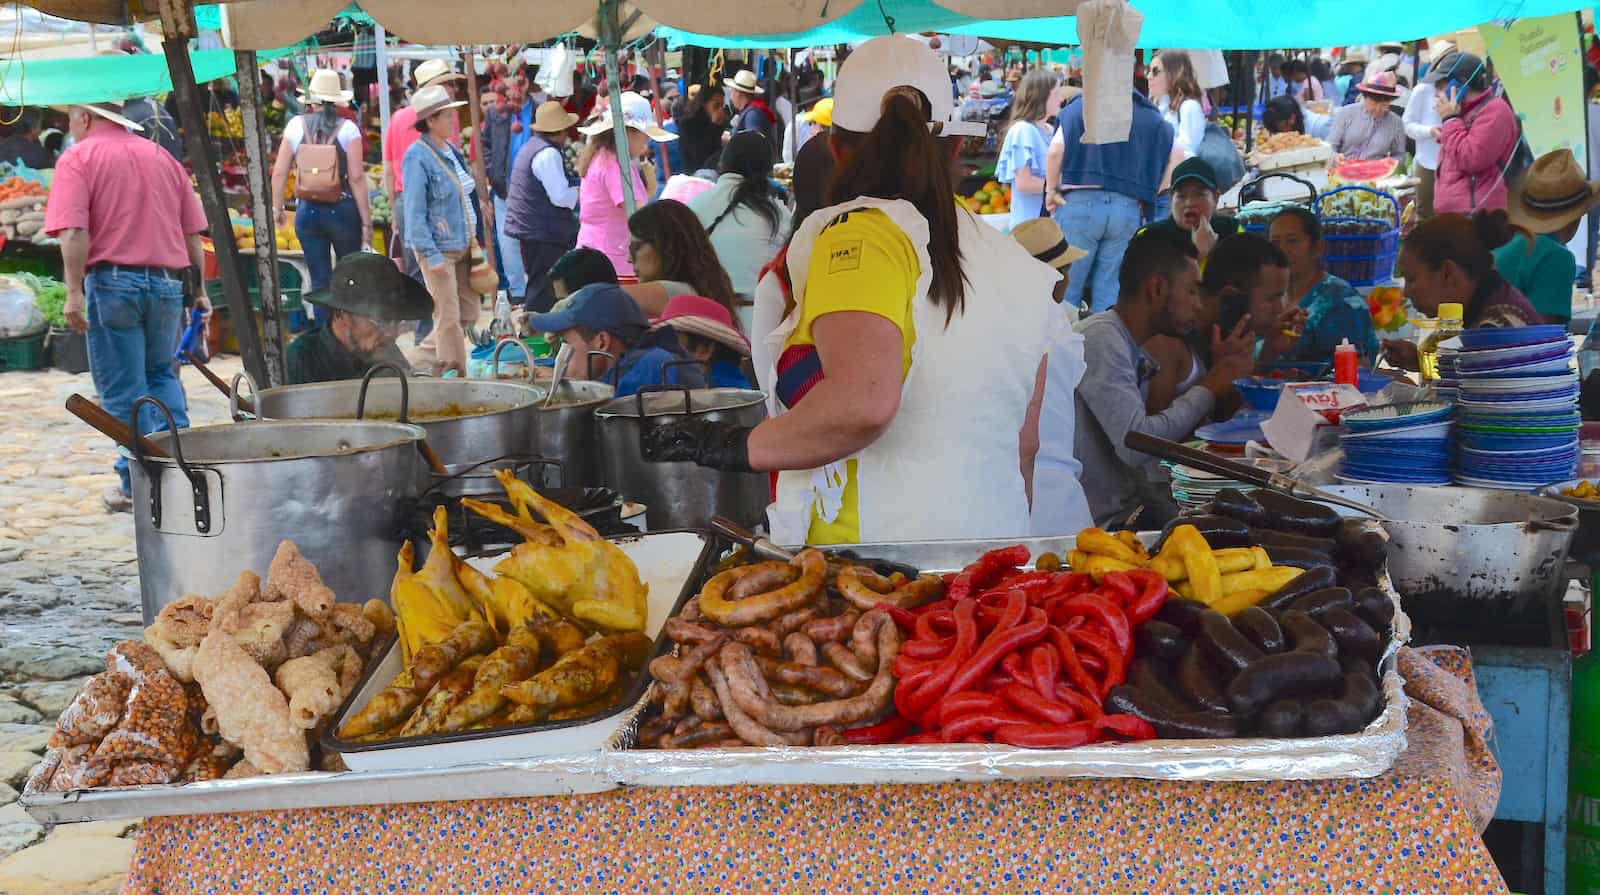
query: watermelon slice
[{"left": 1332, "top": 158, "right": 1400, "bottom": 182}]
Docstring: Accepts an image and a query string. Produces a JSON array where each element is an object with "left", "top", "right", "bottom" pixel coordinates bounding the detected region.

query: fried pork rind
[
  {"left": 233, "top": 600, "right": 295, "bottom": 668},
  {"left": 274, "top": 646, "right": 356, "bottom": 730},
  {"left": 265, "top": 540, "right": 335, "bottom": 620},
  {"left": 193, "top": 574, "right": 310, "bottom": 775},
  {"left": 152, "top": 595, "right": 214, "bottom": 648}
]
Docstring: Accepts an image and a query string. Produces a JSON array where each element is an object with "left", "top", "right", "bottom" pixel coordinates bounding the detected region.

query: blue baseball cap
[{"left": 527, "top": 283, "right": 649, "bottom": 339}]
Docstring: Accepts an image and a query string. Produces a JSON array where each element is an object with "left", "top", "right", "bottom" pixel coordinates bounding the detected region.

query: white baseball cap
[
  {"left": 578, "top": 91, "right": 676, "bottom": 141},
  {"left": 830, "top": 35, "right": 986, "bottom": 138}
]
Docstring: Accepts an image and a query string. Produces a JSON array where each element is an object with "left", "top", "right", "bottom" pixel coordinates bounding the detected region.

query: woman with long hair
[
  {"left": 643, "top": 35, "right": 1076, "bottom": 545},
  {"left": 996, "top": 68, "right": 1061, "bottom": 228},
  {"left": 1267, "top": 206, "right": 1378, "bottom": 361},
  {"left": 1147, "top": 49, "right": 1205, "bottom": 158},
  {"left": 1382, "top": 212, "right": 1541, "bottom": 369},
  {"left": 573, "top": 91, "right": 673, "bottom": 276},
  {"left": 621, "top": 199, "right": 739, "bottom": 319},
  {"left": 270, "top": 69, "right": 371, "bottom": 309},
  {"left": 675, "top": 84, "right": 729, "bottom": 175},
  {"left": 687, "top": 131, "right": 792, "bottom": 309}
]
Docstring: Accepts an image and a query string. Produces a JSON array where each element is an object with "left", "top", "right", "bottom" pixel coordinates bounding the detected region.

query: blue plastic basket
[{"left": 1315, "top": 186, "right": 1400, "bottom": 287}]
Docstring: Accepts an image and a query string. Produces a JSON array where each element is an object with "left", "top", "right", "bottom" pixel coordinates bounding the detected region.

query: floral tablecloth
[{"left": 122, "top": 647, "right": 1507, "bottom": 894}]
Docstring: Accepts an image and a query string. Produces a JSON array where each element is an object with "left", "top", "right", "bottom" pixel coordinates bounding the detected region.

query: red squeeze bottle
[{"left": 1334, "top": 338, "right": 1359, "bottom": 388}]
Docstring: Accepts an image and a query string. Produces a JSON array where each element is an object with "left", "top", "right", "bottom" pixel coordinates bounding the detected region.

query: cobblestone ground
[{"left": 0, "top": 355, "right": 243, "bottom": 895}]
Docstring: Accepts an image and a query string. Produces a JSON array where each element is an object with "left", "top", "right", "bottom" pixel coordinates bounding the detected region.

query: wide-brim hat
[
  {"left": 1010, "top": 218, "right": 1087, "bottom": 270},
  {"left": 726, "top": 69, "right": 764, "bottom": 95},
  {"left": 831, "top": 35, "right": 986, "bottom": 138},
  {"left": 1357, "top": 71, "right": 1400, "bottom": 99},
  {"left": 1507, "top": 148, "right": 1600, "bottom": 234},
  {"left": 577, "top": 90, "right": 675, "bottom": 141},
  {"left": 414, "top": 58, "right": 464, "bottom": 89},
  {"left": 301, "top": 252, "right": 434, "bottom": 321},
  {"left": 63, "top": 100, "right": 142, "bottom": 132},
  {"left": 305, "top": 69, "right": 354, "bottom": 105},
  {"left": 411, "top": 83, "right": 468, "bottom": 121},
  {"left": 531, "top": 100, "right": 579, "bottom": 133},
  {"left": 649, "top": 294, "right": 750, "bottom": 355}
]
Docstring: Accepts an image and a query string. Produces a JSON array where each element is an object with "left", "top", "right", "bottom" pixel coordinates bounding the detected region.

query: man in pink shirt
[{"left": 44, "top": 99, "right": 209, "bottom": 513}]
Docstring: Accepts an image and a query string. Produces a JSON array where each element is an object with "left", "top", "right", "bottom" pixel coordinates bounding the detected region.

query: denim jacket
[{"left": 402, "top": 136, "right": 472, "bottom": 268}]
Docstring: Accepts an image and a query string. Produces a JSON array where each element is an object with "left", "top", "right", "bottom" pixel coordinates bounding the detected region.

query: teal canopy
[
  {"left": 0, "top": 48, "right": 292, "bottom": 107},
  {"left": 660, "top": 0, "right": 1590, "bottom": 49}
]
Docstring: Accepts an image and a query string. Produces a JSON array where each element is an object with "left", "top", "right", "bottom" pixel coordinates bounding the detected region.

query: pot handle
[
  {"left": 420, "top": 453, "right": 562, "bottom": 498},
  {"left": 661, "top": 358, "right": 711, "bottom": 388},
  {"left": 357, "top": 362, "right": 410, "bottom": 422},
  {"left": 1529, "top": 515, "right": 1579, "bottom": 533},
  {"left": 129, "top": 396, "right": 211, "bottom": 534},
  {"left": 228, "top": 370, "right": 260, "bottom": 422},
  {"left": 587, "top": 350, "right": 619, "bottom": 387},
  {"left": 633, "top": 383, "right": 695, "bottom": 456},
  {"left": 489, "top": 338, "right": 535, "bottom": 383}
]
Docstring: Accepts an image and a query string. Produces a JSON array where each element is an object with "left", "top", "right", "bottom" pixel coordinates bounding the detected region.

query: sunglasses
[{"left": 1148, "top": 66, "right": 1163, "bottom": 76}]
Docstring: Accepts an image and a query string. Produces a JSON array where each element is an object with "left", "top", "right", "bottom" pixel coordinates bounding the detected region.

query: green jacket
[
  {"left": 285, "top": 324, "right": 411, "bottom": 384},
  {"left": 1492, "top": 232, "right": 1575, "bottom": 322}
]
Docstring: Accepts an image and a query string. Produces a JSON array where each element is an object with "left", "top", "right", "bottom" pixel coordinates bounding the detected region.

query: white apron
[{"left": 764, "top": 197, "right": 1063, "bottom": 544}]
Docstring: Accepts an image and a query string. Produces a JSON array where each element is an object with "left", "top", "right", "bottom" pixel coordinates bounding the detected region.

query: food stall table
[{"left": 121, "top": 648, "right": 1508, "bottom": 894}]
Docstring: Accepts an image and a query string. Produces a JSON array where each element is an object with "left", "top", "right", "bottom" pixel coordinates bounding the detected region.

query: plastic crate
[
  {"left": 1316, "top": 185, "right": 1400, "bottom": 287},
  {"left": 203, "top": 257, "right": 304, "bottom": 313},
  {"left": 0, "top": 332, "right": 46, "bottom": 371}
]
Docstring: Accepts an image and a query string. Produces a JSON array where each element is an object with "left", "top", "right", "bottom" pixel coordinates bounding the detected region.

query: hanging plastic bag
[{"left": 0, "top": 275, "right": 46, "bottom": 339}]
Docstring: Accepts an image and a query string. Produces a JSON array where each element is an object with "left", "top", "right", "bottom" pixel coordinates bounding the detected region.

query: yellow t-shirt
[{"left": 783, "top": 207, "right": 920, "bottom": 544}]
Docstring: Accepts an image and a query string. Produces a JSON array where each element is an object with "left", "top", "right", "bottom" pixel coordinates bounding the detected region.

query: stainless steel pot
[
  {"left": 1321, "top": 484, "right": 1577, "bottom": 611},
  {"left": 533, "top": 380, "right": 613, "bottom": 487},
  {"left": 594, "top": 387, "right": 768, "bottom": 530},
  {"left": 129, "top": 399, "right": 425, "bottom": 622},
  {"left": 237, "top": 367, "right": 542, "bottom": 474}
]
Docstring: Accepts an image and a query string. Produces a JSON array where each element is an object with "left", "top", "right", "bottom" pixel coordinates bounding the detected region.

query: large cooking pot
[
  {"left": 1321, "top": 484, "right": 1577, "bottom": 619},
  {"left": 594, "top": 386, "right": 768, "bottom": 530},
  {"left": 128, "top": 397, "right": 425, "bottom": 623},
  {"left": 533, "top": 380, "right": 614, "bottom": 487},
  {"left": 237, "top": 364, "right": 542, "bottom": 475}
]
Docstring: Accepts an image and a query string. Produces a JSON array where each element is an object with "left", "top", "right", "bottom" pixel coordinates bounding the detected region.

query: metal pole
[
  {"left": 234, "top": 49, "right": 285, "bottom": 387},
  {"left": 461, "top": 46, "right": 496, "bottom": 272},
  {"left": 598, "top": 0, "right": 637, "bottom": 215},
  {"left": 156, "top": 0, "right": 268, "bottom": 386},
  {"left": 375, "top": 23, "right": 390, "bottom": 184},
  {"left": 650, "top": 41, "right": 670, "bottom": 179}
]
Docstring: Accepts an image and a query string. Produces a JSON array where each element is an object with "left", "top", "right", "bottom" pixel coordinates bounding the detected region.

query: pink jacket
[{"left": 1433, "top": 91, "right": 1518, "bottom": 215}]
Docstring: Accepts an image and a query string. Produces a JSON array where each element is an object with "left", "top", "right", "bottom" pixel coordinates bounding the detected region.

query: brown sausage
[
  {"left": 835, "top": 566, "right": 946, "bottom": 611},
  {"left": 755, "top": 655, "right": 861, "bottom": 698},
  {"left": 720, "top": 610, "right": 901, "bottom": 732},
  {"left": 727, "top": 561, "right": 798, "bottom": 599},
  {"left": 800, "top": 610, "right": 860, "bottom": 644},
  {"left": 699, "top": 549, "right": 827, "bottom": 627},
  {"left": 705, "top": 657, "right": 807, "bottom": 746},
  {"left": 821, "top": 642, "right": 874, "bottom": 682},
  {"left": 783, "top": 632, "right": 819, "bottom": 666},
  {"left": 690, "top": 674, "right": 723, "bottom": 721}
]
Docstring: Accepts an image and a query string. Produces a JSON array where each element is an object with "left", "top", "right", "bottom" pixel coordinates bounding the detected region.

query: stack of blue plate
[
  {"left": 1452, "top": 326, "right": 1579, "bottom": 490},
  {"left": 1339, "top": 401, "right": 1454, "bottom": 485},
  {"left": 1434, "top": 346, "right": 1460, "bottom": 403}
]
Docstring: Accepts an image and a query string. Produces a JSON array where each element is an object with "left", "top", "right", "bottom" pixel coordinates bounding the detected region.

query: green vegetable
[{"left": 14, "top": 272, "right": 66, "bottom": 328}]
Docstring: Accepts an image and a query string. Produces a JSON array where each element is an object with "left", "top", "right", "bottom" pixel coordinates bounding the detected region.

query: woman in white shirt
[
  {"left": 1401, "top": 41, "right": 1453, "bottom": 220},
  {"left": 995, "top": 69, "right": 1061, "bottom": 229},
  {"left": 687, "top": 131, "right": 792, "bottom": 313},
  {"left": 1148, "top": 50, "right": 1205, "bottom": 159}
]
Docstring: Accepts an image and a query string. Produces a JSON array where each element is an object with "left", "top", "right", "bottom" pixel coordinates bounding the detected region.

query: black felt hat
[{"left": 300, "top": 252, "right": 434, "bottom": 321}]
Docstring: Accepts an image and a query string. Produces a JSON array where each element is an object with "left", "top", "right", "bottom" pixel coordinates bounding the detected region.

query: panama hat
[
  {"left": 413, "top": 58, "right": 464, "bottom": 89},
  {"left": 531, "top": 100, "right": 579, "bottom": 134},
  {"left": 304, "top": 68, "right": 353, "bottom": 105},
  {"left": 725, "top": 69, "right": 764, "bottom": 96},
  {"left": 301, "top": 252, "right": 434, "bottom": 321},
  {"left": 1011, "top": 218, "right": 1087, "bottom": 270},
  {"left": 650, "top": 294, "right": 751, "bottom": 356},
  {"left": 63, "top": 99, "right": 142, "bottom": 132},
  {"left": 578, "top": 91, "right": 675, "bottom": 141},
  {"left": 411, "top": 84, "right": 468, "bottom": 121},
  {"left": 1506, "top": 149, "right": 1600, "bottom": 235}
]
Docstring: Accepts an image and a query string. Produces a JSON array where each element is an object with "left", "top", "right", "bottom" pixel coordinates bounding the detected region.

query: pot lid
[{"left": 143, "top": 420, "right": 424, "bottom": 464}]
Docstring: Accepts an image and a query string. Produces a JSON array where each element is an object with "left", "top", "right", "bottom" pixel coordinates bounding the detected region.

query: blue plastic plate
[
  {"left": 1457, "top": 325, "right": 1569, "bottom": 350},
  {"left": 1196, "top": 417, "right": 1265, "bottom": 445}
]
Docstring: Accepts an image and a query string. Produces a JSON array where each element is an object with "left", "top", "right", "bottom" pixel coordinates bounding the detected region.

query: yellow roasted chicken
[
  {"left": 390, "top": 510, "right": 489, "bottom": 664},
  {"left": 462, "top": 471, "right": 648, "bottom": 633}
]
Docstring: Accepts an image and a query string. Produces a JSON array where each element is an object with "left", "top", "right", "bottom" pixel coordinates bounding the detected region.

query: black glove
[{"left": 640, "top": 419, "right": 754, "bottom": 472}]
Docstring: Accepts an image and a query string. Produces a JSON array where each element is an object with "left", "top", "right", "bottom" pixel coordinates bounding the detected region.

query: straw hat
[
  {"left": 411, "top": 84, "right": 467, "bottom": 121},
  {"left": 1011, "top": 218, "right": 1087, "bottom": 270},
  {"left": 304, "top": 69, "right": 353, "bottom": 105},
  {"left": 1506, "top": 149, "right": 1600, "bottom": 234},
  {"left": 578, "top": 91, "right": 675, "bottom": 141},
  {"left": 413, "top": 58, "right": 464, "bottom": 89},
  {"left": 725, "top": 69, "right": 764, "bottom": 96},
  {"left": 1356, "top": 71, "right": 1400, "bottom": 99},
  {"left": 531, "top": 100, "right": 579, "bottom": 134},
  {"left": 64, "top": 100, "right": 143, "bottom": 132},
  {"left": 650, "top": 294, "right": 751, "bottom": 356}
]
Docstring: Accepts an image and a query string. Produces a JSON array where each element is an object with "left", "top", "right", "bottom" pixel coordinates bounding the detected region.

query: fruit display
[
  {"left": 0, "top": 177, "right": 49, "bottom": 246},
  {"left": 369, "top": 191, "right": 392, "bottom": 227},
  {"left": 1253, "top": 132, "right": 1323, "bottom": 154},
  {"left": 230, "top": 213, "right": 302, "bottom": 252},
  {"left": 336, "top": 474, "right": 653, "bottom": 743},
  {"left": 1563, "top": 481, "right": 1600, "bottom": 499},
  {"left": 1366, "top": 285, "right": 1408, "bottom": 333},
  {"left": 28, "top": 542, "right": 395, "bottom": 791},
  {"left": 962, "top": 179, "right": 1012, "bottom": 216},
  {"left": 1319, "top": 186, "right": 1398, "bottom": 226},
  {"left": 208, "top": 108, "right": 245, "bottom": 139},
  {"left": 1330, "top": 157, "right": 1400, "bottom": 184}
]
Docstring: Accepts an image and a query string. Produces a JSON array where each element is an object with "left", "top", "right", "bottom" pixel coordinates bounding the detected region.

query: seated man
[
  {"left": 286, "top": 252, "right": 430, "bottom": 384},
  {"left": 1143, "top": 157, "right": 1241, "bottom": 265},
  {"left": 649, "top": 294, "right": 756, "bottom": 389},
  {"left": 1073, "top": 232, "right": 1254, "bottom": 529},
  {"left": 527, "top": 283, "right": 707, "bottom": 398},
  {"left": 1143, "top": 232, "right": 1304, "bottom": 415}
]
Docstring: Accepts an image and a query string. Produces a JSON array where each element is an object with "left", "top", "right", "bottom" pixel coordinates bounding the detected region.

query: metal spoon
[{"left": 543, "top": 342, "right": 573, "bottom": 408}]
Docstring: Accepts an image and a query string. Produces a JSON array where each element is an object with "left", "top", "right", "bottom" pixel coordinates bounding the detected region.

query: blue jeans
[
  {"left": 84, "top": 266, "right": 191, "bottom": 495},
  {"left": 493, "top": 194, "right": 527, "bottom": 301},
  {"left": 295, "top": 195, "right": 362, "bottom": 301},
  {"left": 1054, "top": 190, "right": 1142, "bottom": 313},
  {"left": 1149, "top": 193, "right": 1171, "bottom": 227}
]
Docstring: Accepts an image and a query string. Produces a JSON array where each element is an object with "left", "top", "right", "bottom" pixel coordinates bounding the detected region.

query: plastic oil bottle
[{"left": 1418, "top": 301, "right": 1463, "bottom": 383}]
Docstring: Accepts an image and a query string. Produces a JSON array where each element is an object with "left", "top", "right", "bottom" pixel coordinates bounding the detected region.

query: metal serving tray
[{"left": 605, "top": 533, "right": 1411, "bottom": 785}]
